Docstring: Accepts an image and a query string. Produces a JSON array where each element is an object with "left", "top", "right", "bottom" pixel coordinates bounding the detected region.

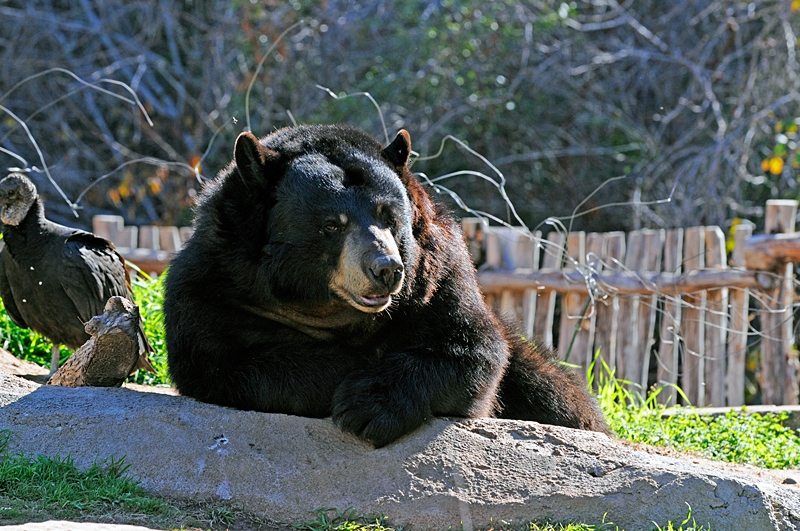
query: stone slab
[{"left": 0, "top": 372, "right": 798, "bottom": 530}]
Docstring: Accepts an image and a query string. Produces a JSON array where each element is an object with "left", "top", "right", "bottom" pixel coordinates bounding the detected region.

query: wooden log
[
  {"left": 744, "top": 232, "right": 800, "bottom": 270},
  {"left": 591, "top": 232, "right": 625, "bottom": 384},
  {"left": 704, "top": 226, "right": 728, "bottom": 407},
  {"left": 681, "top": 227, "right": 706, "bottom": 406},
  {"left": 759, "top": 200, "right": 799, "bottom": 405},
  {"left": 657, "top": 228, "right": 683, "bottom": 406},
  {"left": 727, "top": 223, "right": 753, "bottom": 407},
  {"left": 476, "top": 266, "right": 764, "bottom": 295},
  {"left": 533, "top": 231, "right": 565, "bottom": 349}
]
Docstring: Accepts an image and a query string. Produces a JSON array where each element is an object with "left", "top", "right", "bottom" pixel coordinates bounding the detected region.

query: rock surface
[{"left": 0, "top": 369, "right": 799, "bottom": 530}]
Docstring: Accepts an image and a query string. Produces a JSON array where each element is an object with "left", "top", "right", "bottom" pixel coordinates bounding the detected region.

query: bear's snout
[
  {"left": 368, "top": 254, "right": 404, "bottom": 293},
  {"left": 330, "top": 223, "right": 405, "bottom": 313}
]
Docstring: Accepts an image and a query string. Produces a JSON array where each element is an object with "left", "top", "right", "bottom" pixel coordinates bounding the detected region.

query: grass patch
[
  {"left": 0, "top": 429, "right": 268, "bottom": 530},
  {"left": 128, "top": 271, "right": 169, "bottom": 385},
  {"left": 0, "top": 429, "right": 174, "bottom": 525},
  {"left": 591, "top": 356, "right": 800, "bottom": 469},
  {"left": 293, "top": 507, "right": 709, "bottom": 531}
]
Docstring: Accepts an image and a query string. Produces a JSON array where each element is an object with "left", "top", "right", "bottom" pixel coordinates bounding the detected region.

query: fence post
[
  {"left": 591, "top": 232, "right": 625, "bottom": 381},
  {"left": 616, "top": 229, "right": 663, "bottom": 392},
  {"left": 657, "top": 228, "right": 683, "bottom": 405},
  {"left": 681, "top": 227, "right": 706, "bottom": 406},
  {"left": 759, "top": 200, "right": 799, "bottom": 405},
  {"left": 534, "top": 231, "right": 565, "bottom": 349},
  {"left": 558, "top": 232, "right": 588, "bottom": 368},
  {"left": 704, "top": 227, "right": 728, "bottom": 406},
  {"left": 727, "top": 223, "right": 753, "bottom": 407}
]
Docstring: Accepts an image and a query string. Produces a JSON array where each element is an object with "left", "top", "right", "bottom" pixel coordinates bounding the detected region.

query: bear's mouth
[
  {"left": 358, "top": 293, "right": 392, "bottom": 308},
  {"left": 346, "top": 292, "right": 393, "bottom": 313},
  {"left": 330, "top": 282, "right": 396, "bottom": 313}
]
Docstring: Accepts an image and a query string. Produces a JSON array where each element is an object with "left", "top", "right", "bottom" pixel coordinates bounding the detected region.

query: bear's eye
[
  {"left": 321, "top": 219, "right": 344, "bottom": 234},
  {"left": 378, "top": 205, "right": 397, "bottom": 228}
]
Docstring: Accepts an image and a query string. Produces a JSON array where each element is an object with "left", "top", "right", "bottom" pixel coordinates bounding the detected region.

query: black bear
[{"left": 163, "top": 125, "right": 607, "bottom": 447}]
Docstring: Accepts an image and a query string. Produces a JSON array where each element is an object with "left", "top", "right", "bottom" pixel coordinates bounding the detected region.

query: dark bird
[{"left": 0, "top": 173, "right": 155, "bottom": 376}]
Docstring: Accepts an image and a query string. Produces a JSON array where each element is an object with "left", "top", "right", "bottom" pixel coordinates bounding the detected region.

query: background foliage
[{"left": 0, "top": 1, "right": 798, "bottom": 233}]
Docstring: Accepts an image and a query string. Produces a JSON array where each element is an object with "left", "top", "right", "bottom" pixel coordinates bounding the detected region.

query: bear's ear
[
  {"left": 234, "top": 131, "right": 279, "bottom": 180},
  {"left": 381, "top": 130, "right": 411, "bottom": 168}
]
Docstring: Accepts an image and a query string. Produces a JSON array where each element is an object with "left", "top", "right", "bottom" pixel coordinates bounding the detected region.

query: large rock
[{"left": 0, "top": 371, "right": 799, "bottom": 530}]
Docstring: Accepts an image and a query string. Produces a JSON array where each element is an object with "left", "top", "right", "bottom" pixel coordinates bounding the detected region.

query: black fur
[{"left": 164, "top": 125, "right": 607, "bottom": 447}]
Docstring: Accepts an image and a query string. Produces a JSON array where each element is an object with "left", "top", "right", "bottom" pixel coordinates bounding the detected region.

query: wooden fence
[
  {"left": 95, "top": 198, "right": 800, "bottom": 408},
  {"left": 467, "top": 199, "right": 800, "bottom": 408},
  {"left": 92, "top": 215, "right": 193, "bottom": 275}
]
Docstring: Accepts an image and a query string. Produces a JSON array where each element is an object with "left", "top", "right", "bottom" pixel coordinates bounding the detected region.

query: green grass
[
  {"left": 0, "top": 429, "right": 176, "bottom": 524},
  {"left": 294, "top": 507, "right": 709, "bottom": 531},
  {"left": 128, "top": 270, "right": 169, "bottom": 385},
  {"left": 591, "top": 356, "right": 800, "bottom": 469}
]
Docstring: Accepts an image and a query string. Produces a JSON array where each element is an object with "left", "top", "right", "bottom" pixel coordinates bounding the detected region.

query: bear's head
[{"left": 196, "top": 125, "right": 423, "bottom": 331}]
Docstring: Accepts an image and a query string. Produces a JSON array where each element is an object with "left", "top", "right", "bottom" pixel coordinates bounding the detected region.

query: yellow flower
[
  {"left": 792, "top": 0, "right": 800, "bottom": 13},
  {"left": 769, "top": 156, "right": 785, "bottom": 175}
]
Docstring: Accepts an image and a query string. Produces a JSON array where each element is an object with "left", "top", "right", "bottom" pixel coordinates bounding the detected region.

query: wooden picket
[
  {"left": 656, "top": 228, "right": 682, "bottom": 405},
  {"left": 591, "top": 232, "right": 624, "bottom": 379},
  {"left": 727, "top": 224, "right": 752, "bottom": 407}
]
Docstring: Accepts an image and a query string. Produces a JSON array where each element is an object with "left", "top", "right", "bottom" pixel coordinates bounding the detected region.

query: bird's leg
[{"left": 49, "top": 344, "right": 60, "bottom": 376}]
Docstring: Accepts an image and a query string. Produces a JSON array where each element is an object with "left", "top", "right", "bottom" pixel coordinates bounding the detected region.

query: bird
[
  {"left": 48, "top": 296, "right": 149, "bottom": 387},
  {"left": 0, "top": 173, "right": 155, "bottom": 377}
]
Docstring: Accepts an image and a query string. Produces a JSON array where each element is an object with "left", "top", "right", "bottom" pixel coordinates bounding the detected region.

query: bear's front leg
[
  {"left": 331, "top": 349, "right": 501, "bottom": 447},
  {"left": 332, "top": 377, "right": 427, "bottom": 447}
]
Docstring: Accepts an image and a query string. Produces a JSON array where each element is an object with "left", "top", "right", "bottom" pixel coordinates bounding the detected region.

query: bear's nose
[{"left": 369, "top": 255, "right": 404, "bottom": 291}]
